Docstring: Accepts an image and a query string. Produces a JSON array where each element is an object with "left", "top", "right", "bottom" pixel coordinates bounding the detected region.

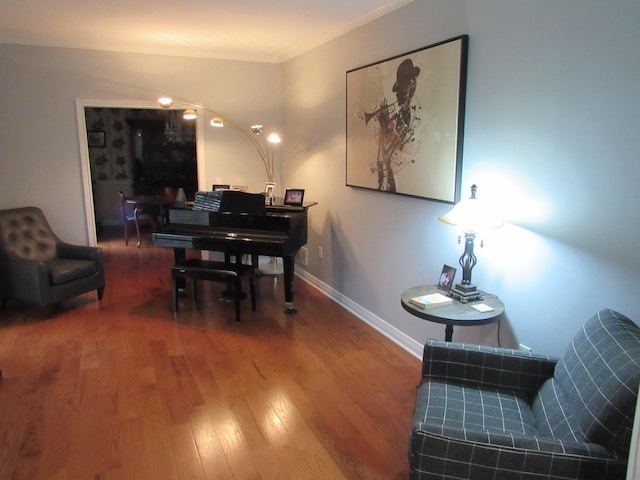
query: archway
[{"left": 76, "top": 99, "right": 206, "bottom": 245}]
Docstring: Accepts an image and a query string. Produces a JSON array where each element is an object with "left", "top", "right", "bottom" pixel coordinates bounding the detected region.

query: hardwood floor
[{"left": 0, "top": 228, "right": 421, "bottom": 479}]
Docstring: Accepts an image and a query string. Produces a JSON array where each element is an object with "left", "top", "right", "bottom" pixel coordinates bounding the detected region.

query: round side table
[{"left": 401, "top": 285, "right": 505, "bottom": 342}]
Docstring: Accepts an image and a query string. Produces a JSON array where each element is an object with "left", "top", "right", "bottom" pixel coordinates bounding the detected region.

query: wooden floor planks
[{"left": 0, "top": 228, "right": 420, "bottom": 479}]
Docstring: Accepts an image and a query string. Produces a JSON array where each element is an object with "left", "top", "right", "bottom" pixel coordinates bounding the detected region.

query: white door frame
[{"left": 75, "top": 99, "right": 206, "bottom": 245}]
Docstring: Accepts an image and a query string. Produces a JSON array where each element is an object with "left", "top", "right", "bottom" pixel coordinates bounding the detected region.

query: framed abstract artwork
[{"left": 346, "top": 35, "right": 468, "bottom": 204}]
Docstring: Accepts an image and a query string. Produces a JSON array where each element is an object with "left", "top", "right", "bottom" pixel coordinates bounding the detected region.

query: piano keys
[{"left": 152, "top": 190, "right": 315, "bottom": 314}]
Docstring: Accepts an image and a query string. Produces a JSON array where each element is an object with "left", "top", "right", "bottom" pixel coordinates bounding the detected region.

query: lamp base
[{"left": 450, "top": 283, "right": 483, "bottom": 303}]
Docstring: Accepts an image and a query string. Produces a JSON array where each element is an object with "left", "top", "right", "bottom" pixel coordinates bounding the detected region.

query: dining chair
[{"left": 119, "top": 192, "right": 157, "bottom": 247}]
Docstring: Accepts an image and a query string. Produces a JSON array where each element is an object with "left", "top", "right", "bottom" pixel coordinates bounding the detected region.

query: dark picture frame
[
  {"left": 284, "top": 189, "right": 305, "bottom": 206},
  {"left": 346, "top": 35, "right": 468, "bottom": 204},
  {"left": 87, "top": 130, "right": 106, "bottom": 148},
  {"left": 438, "top": 264, "right": 457, "bottom": 293}
]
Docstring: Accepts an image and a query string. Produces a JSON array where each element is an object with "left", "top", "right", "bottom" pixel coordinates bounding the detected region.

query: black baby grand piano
[{"left": 152, "top": 190, "right": 314, "bottom": 314}]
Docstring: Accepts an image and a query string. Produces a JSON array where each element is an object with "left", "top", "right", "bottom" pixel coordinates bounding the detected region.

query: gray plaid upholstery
[{"left": 409, "top": 309, "right": 639, "bottom": 479}]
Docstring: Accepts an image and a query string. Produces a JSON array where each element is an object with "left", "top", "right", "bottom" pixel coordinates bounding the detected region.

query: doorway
[{"left": 77, "top": 100, "right": 205, "bottom": 244}]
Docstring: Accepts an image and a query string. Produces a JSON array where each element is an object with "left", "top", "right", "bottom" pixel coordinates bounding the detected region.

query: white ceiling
[{"left": 0, "top": 0, "right": 413, "bottom": 63}]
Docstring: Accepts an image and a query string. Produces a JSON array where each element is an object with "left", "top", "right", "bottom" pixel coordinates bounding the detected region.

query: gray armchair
[
  {"left": 0, "top": 206, "right": 105, "bottom": 308},
  {"left": 409, "top": 309, "right": 640, "bottom": 479}
]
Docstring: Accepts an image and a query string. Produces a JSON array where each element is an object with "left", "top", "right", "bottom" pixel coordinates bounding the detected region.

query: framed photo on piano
[
  {"left": 264, "top": 182, "right": 276, "bottom": 204},
  {"left": 284, "top": 189, "right": 305, "bottom": 207},
  {"left": 345, "top": 35, "right": 468, "bottom": 204}
]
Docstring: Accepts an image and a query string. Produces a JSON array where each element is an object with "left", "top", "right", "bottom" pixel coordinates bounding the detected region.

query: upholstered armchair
[
  {"left": 0, "top": 206, "right": 105, "bottom": 308},
  {"left": 409, "top": 309, "right": 640, "bottom": 480}
]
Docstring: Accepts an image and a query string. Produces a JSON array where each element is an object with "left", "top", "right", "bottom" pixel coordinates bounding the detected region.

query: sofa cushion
[
  {"left": 414, "top": 380, "right": 537, "bottom": 436},
  {"left": 124, "top": 212, "right": 155, "bottom": 222},
  {"left": 553, "top": 309, "right": 640, "bottom": 453},
  {"left": 532, "top": 377, "right": 584, "bottom": 443},
  {"left": 46, "top": 259, "right": 97, "bottom": 285}
]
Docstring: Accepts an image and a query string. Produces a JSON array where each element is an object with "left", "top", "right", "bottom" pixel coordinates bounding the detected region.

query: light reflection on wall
[
  {"left": 465, "top": 166, "right": 554, "bottom": 227},
  {"left": 460, "top": 168, "right": 556, "bottom": 291},
  {"left": 482, "top": 224, "right": 553, "bottom": 290}
]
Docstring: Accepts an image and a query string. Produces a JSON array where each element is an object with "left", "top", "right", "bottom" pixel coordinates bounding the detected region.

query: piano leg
[
  {"left": 283, "top": 255, "right": 297, "bottom": 314},
  {"left": 233, "top": 254, "right": 248, "bottom": 300}
]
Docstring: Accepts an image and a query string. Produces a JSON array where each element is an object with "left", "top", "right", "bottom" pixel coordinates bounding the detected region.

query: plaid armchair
[
  {"left": 0, "top": 207, "right": 105, "bottom": 308},
  {"left": 409, "top": 309, "right": 640, "bottom": 479}
]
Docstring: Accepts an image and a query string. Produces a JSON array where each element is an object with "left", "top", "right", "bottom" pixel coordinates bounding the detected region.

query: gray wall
[
  {"left": 282, "top": 0, "right": 640, "bottom": 356},
  {"left": 0, "top": 46, "right": 281, "bottom": 244},
  {"left": 1, "top": 0, "right": 639, "bottom": 357}
]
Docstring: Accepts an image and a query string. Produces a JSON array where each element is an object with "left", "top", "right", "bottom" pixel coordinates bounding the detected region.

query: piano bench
[{"left": 170, "top": 259, "right": 256, "bottom": 322}]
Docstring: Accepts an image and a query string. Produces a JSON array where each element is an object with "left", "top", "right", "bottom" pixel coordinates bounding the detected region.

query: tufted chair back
[{"left": 0, "top": 207, "right": 60, "bottom": 262}]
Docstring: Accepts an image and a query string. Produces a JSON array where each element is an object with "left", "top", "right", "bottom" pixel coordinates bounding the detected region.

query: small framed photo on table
[{"left": 438, "top": 264, "right": 457, "bottom": 293}]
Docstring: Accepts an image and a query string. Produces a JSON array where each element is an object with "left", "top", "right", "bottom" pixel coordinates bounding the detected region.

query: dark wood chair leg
[{"left": 134, "top": 211, "right": 142, "bottom": 248}]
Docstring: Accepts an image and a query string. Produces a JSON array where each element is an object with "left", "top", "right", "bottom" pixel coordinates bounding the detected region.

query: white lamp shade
[
  {"left": 182, "top": 109, "right": 197, "bottom": 120},
  {"left": 437, "top": 185, "right": 504, "bottom": 232},
  {"left": 158, "top": 97, "right": 172, "bottom": 108},
  {"left": 267, "top": 133, "right": 281, "bottom": 143}
]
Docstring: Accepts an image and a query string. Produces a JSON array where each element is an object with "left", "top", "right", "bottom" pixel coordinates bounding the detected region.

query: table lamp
[{"left": 437, "top": 184, "right": 504, "bottom": 302}]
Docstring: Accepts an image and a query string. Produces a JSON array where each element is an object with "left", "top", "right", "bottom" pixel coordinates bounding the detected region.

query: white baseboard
[
  {"left": 295, "top": 267, "right": 423, "bottom": 359},
  {"left": 296, "top": 267, "right": 640, "bottom": 479}
]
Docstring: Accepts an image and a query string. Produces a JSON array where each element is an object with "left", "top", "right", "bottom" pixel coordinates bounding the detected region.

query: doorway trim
[{"left": 75, "top": 99, "right": 206, "bottom": 245}]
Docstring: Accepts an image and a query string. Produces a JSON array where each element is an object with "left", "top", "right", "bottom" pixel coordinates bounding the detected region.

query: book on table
[{"left": 409, "top": 292, "right": 453, "bottom": 309}]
